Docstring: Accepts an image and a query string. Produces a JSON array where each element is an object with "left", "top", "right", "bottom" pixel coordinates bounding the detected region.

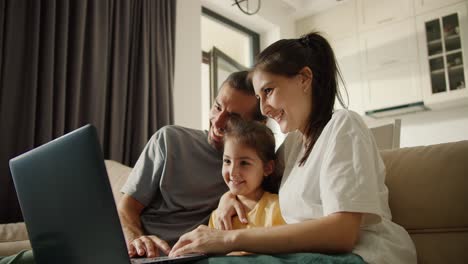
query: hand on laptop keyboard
[{"left": 127, "top": 235, "right": 171, "bottom": 258}]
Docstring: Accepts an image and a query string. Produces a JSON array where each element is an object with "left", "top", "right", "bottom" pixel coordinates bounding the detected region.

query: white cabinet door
[
  {"left": 296, "top": 0, "right": 357, "bottom": 41},
  {"left": 331, "top": 37, "right": 365, "bottom": 115},
  {"left": 357, "top": 0, "right": 414, "bottom": 32},
  {"left": 416, "top": 1, "right": 468, "bottom": 108},
  {"left": 363, "top": 64, "right": 422, "bottom": 110},
  {"left": 414, "top": 0, "right": 465, "bottom": 15},
  {"left": 360, "top": 19, "right": 419, "bottom": 72},
  {"left": 360, "top": 19, "right": 422, "bottom": 111}
]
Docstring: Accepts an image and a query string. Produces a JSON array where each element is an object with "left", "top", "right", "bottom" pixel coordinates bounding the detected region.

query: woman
[{"left": 169, "top": 32, "right": 417, "bottom": 263}]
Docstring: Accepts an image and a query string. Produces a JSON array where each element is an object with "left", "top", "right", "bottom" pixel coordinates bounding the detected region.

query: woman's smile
[{"left": 268, "top": 109, "right": 284, "bottom": 123}]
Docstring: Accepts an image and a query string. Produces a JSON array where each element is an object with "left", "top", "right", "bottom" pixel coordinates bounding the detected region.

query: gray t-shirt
[{"left": 121, "top": 125, "right": 228, "bottom": 245}]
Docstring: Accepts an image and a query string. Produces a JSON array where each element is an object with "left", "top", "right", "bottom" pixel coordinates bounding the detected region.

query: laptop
[{"left": 9, "top": 124, "right": 205, "bottom": 264}]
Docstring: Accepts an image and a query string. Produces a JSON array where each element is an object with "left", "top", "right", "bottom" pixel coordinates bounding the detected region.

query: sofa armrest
[
  {"left": 105, "top": 160, "right": 132, "bottom": 204},
  {"left": 0, "top": 222, "right": 31, "bottom": 256}
]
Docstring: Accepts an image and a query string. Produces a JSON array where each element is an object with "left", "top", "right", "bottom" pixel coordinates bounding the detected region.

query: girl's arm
[{"left": 169, "top": 211, "right": 362, "bottom": 256}]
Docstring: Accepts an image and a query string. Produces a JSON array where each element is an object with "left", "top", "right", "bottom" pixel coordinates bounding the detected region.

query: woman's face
[{"left": 252, "top": 68, "right": 312, "bottom": 134}]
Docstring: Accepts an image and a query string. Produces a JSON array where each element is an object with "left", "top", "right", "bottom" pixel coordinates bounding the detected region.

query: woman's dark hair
[
  {"left": 221, "top": 71, "right": 266, "bottom": 122},
  {"left": 254, "top": 32, "right": 347, "bottom": 166},
  {"left": 223, "top": 117, "right": 282, "bottom": 193}
]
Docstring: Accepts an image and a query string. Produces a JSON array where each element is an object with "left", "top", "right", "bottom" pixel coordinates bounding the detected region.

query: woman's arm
[
  {"left": 169, "top": 211, "right": 362, "bottom": 256},
  {"left": 213, "top": 191, "right": 248, "bottom": 230}
]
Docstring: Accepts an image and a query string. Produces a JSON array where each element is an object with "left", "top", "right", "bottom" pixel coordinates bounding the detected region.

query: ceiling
[
  {"left": 280, "top": 0, "right": 347, "bottom": 19},
  {"left": 201, "top": 0, "right": 348, "bottom": 36}
]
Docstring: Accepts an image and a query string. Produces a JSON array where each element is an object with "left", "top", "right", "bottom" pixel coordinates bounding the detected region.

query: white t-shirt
[{"left": 279, "top": 110, "right": 417, "bottom": 264}]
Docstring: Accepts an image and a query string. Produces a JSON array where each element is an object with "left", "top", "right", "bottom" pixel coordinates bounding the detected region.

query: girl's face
[
  {"left": 252, "top": 68, "right": 312, "bottom": 134},
  {"left": 222, "top": 140, "right": 274, "bottom": 201}
]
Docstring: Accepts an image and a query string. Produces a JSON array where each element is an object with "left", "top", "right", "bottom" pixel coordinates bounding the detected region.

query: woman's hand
[
  {"left": 169, "top": 225, "right": 237, "bottom": 257},
  {"left": 215, "top": 192, "right": 248, "bottom": 230}
]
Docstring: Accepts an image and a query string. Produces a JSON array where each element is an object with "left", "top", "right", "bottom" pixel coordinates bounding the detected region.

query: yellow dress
[{"left": 208, "top": 192, "right": 286, "bottom": 229}]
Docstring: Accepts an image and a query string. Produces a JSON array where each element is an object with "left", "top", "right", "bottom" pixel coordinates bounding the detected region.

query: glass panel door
[
  {"left": 442, "top": 14, "right": 465, "bottom": 91},
  {"left": 429, "top": 56, "right": 446, "bottom": 93},
  {"left": 425, "top": 18, "right": 446, "bottom": 94},
  {"left": 424, "top": 12, "right": 465, "bottom": 95},
  {"left": 447, "top": 52, "right": 465, "bottom": 90},
  {"left": 426, "top": 19, "right": 443, "bottom": 56}
]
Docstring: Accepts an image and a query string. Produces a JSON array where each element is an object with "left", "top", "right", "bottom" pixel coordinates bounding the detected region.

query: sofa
[{"left": 1, "top": 141, "right": 467, "bottom": 263}]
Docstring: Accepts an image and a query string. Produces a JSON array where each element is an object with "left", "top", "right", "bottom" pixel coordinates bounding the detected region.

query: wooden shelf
[
  {"left": 428, "top": 39, "right": 442, "bottom": 45},
  {"left": 444, "top": 34, "right": 460, "bottom": 41},
  {"left": 431, "top": 68, "right": 445, "bottom": 74},
  {"left": 448, "top": 65, "right": 464, "bottom": 71},
  {"left": 446, "top": 49, "right": 462, "bottom": 55}
]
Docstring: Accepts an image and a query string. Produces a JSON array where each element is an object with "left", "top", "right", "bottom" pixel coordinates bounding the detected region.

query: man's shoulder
[{"left": 155, "top": 125, "right": 207, "bottom": 140}]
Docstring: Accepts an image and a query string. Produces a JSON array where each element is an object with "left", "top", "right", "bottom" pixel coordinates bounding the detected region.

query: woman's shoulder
[
  {"left": 331, "top": 109, "right": 363, "bottom": 124},
  {"left": 327, "top": 109, "right": 369, "bottom": 136}
]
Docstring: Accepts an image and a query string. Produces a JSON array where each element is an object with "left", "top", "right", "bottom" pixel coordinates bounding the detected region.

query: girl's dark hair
[
  {"left": 222, "top": 71, "right": 266, "bottom": 122},
  {"left": 223, "top": 118, "right": 282, "bottom": 193},
  {"left": 254, "top": 32, "right": 347, "bottom": 166}
]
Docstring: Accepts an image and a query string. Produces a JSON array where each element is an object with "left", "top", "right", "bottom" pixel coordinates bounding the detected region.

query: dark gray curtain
[{"left": 0, "top": 0, "right": 176, "bottom": 223}]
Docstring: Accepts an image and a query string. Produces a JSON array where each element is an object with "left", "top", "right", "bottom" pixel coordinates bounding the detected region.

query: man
[{"left": 117, "top": 71, "right": 265, "bottom": 258}]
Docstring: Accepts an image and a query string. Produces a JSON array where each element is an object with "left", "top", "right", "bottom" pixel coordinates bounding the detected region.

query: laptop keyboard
[{"left": 130, "top": 253, "right": 204, "bottom": 263}]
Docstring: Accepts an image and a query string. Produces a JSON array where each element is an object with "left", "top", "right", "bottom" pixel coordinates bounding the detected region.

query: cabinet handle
[
  {"left": 381, "top": 59, "right": 398, "bottom": 66},
  {"left": 377, "top": 17, "right": 394, "bottom": 24}
]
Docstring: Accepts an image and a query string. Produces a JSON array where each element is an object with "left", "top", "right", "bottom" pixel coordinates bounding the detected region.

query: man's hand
[
  {"left": 127, "top": 235, "right": 171, "bottom": 258},
  {"left": 118, "top": 195, "right": 170, "bottom": 257},
  {"left": 214, "top": 192, "right": 248, "bottom": 230}
]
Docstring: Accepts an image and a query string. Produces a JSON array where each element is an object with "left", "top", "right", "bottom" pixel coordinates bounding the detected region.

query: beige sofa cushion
[
  {"left": 105, "top": 160, "right": 132, "bottom": 204},
  {"left": 0, "top": 222, "right": 31, "bottom": 256},
  {"left": 381, "top": 140, "right": 468, "bottom": 264},
  {"left": 410, "top": 232, "right": 468, "bottom": 264},
  {"left": 381, "top": 140, "right": 468, "bottom": 231}
]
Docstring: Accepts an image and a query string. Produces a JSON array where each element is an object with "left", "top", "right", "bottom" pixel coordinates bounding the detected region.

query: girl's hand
[
  {"left": 215, "top": 192, "right": 248, "bottom": 230},
  {"left": 169, "top": 225, "right": 237, "bottom": 257}
]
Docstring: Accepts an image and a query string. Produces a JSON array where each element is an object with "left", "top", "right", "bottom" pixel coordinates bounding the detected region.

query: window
[{"left": 201, "top": 7, "right": 260, "bottom": 129}]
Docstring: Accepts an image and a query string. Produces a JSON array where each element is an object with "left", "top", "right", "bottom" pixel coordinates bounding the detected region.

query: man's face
[{"left": 208, "top": 85, "right": 258, "bottom": 151}]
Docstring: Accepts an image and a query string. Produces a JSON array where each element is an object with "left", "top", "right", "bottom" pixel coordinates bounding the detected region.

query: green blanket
[
  {"left": 0, "top": 251, "right": 34, "bottom": 264},
  {"left": 194, "top": 253, "right": 365, "bottom": 264},
  {"left": 1, "top": 251, "right": 365, "bottom": 264}
]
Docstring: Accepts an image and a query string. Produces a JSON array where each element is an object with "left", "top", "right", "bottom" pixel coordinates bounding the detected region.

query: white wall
[
  {"left": 202, "top": 0, "right": 296, "bottom": 49},
  {"left": 174, "top": 0, "right": 295, "bottom": 129},
  {"left": 400, "top": 106, "right": 468, "bottom": 147},
  {"left": 174, "top": 0, "right": 202, "bottom": 128}
]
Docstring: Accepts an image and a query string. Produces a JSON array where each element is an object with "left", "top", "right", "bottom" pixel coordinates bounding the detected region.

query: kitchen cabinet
[
  {"left": 416, "top": 2, "right": 468, "bottom": 108},
  {"left": 331, "top": 37, "right": 365, "bottom": 115},
  {"left": 296, "top": 0, "right": 357, "bottom": 41},
  {"left": 357, "top": 0, "right": 413, "bottom": 32},
  {"left": 414, "top": 0, "right": 465, "bottom": 15},
  {"left": 360, "top": 19, "right": 422, "bottom": 112}
]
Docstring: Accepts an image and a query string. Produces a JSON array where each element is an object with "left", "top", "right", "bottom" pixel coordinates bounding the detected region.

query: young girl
[
  {"left": 170, "top": 32, "right": 416, "bottom": 264},
  {"left": 208, "top": 118, "right": 285, "bottom": 231}
]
